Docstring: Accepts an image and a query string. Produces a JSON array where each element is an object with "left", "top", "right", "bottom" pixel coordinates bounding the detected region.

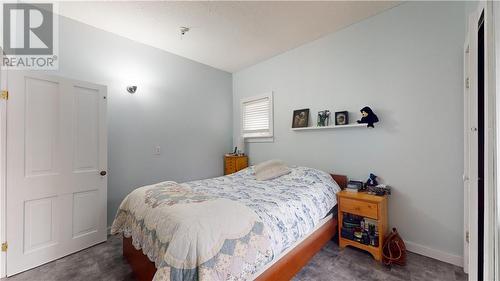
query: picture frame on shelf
[
  {"left": 317, "top": 110, "right": 330, "bottom": 127},
  {"left": 292, "top": 109, "right": 310, "bottom": 128},
  {"left": 335, "top": 111, "right": 349, "bottom": 126}
]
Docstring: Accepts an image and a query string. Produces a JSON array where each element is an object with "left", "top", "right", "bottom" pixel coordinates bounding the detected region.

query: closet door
[{"left": 5, "top": 72, "right": 107, "bottom": 276}]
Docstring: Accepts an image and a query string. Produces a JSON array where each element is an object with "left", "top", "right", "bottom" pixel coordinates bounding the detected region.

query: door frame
[
  {"left": 0, "top": 60, "right": 7, "bottom": 278},
  {"left": 465, "top": 10, "right": 479, "bottom": 279},
  {"left": 493, "top": 2, "right": 500, "bottom": 280},
  {"left": 466, "top": 2, "right": 497, "bottom": 280},
  {"left": 463, "top": 29, "right": 470, "bottom": 275},
  {"left": 481, "top": 2, "right": 496, "bottom": 280}
]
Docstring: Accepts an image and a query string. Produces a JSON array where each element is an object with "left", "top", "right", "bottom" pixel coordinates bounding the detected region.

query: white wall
[
  {"left": 54, "top": 16, "right": 233, "bottom": 225},
  {"left": 233, "top": 1, "right": 466, "bottom": 264}
]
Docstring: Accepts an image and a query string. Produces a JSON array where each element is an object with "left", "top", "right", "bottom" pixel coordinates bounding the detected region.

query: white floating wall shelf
[{"left": 291, "top": 123, "right": 367, "bottom": 131}]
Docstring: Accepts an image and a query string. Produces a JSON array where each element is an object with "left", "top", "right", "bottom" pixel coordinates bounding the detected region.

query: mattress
[
  {"left": 185, "top": 166, "right": 341, "bottom": 256},
  {"left": 184, "top": 167, "right": 341, "bottom": 276}
]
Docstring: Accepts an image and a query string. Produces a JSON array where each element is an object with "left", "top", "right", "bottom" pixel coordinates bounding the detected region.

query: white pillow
[{"left": 254, "top": 159, "right": 291, "bottom": 181}]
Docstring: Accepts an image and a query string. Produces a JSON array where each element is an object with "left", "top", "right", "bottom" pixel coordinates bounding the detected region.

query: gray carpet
[{"left": 2, "top": 235, "right": 466, "bottom": 281}]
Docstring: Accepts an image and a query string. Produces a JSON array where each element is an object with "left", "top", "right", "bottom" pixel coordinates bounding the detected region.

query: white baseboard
[{"left": 405, "top": 240, "right": 463, "bottom": 267}]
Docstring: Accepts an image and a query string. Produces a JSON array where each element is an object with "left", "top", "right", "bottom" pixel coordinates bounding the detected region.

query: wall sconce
[{"left": 126, "top": 86, "right": 137, "bottom": 94}]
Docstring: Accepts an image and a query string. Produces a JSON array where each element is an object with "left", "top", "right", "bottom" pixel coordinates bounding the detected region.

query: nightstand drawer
[
  {"left": 225, "top": 160, "right": 235, "bottom": 169},
  {"left": 235, "top": 158, "right": 247, "bottom": 170},
  {"left": 339, "top": 197, "right": 378, "bottom": 219}
]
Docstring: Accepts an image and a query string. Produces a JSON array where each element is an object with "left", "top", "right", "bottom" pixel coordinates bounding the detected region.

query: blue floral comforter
[
  {"left": 184, "top": 166, "right": 341, "bottom": 257},
  {"left": 112, "top": 166, "right": 340, "bottom": 280}
]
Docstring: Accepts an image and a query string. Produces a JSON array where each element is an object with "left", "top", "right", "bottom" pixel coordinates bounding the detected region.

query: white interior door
[{"left": 5, "top": 71, "right": 107, "bottom": 276}]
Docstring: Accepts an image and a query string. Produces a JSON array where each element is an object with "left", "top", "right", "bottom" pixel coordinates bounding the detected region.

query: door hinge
[
  {"left": 0, "top": 90, "right": 8, "bottom": 100},
  {"left": 465, "top": 77, "right": 470, "bottom": 89},
  {"left": 1, "top": 242, "right": 7, "bottom": 252},
  {"left": 466, "top": 232, "right": 469, "bottom": 243}
]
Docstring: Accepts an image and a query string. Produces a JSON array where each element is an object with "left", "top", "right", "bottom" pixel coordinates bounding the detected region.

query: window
[{"left": 241, "top": 93, "right": 273, "bottom": 139}]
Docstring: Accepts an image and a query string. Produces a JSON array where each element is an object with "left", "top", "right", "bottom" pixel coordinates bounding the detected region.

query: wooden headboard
[{"left": 330, "top": 173, "right": 348, "bottom": 190}]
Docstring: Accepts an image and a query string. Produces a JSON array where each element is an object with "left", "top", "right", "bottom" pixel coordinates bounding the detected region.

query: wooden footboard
[{"left": 123, "top": 217, "right": 337, "bottom": 281}]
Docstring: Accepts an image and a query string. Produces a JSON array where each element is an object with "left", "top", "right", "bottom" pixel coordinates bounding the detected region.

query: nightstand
[
  {"left": 224, "top": 155, "right": 248, "bottom": 175},
  {"left": 337, "top": 190, "right": 388, "bottom": 261}
]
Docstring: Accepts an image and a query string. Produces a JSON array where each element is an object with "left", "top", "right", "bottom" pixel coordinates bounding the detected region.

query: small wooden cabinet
[
  {"left": 337, "top": 190, "right": 388, "bottom": 261},
  {"left": 224, "top": 155, "right": 248, "bottom": 175}
]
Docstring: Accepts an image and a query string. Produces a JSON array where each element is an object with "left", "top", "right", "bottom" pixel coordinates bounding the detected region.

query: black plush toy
[
  {"left": 357, "top": 106, "right": 379, "bottom": 128},
  {"left": 365, "top": 173, "right": 379, "bottom": 187}
]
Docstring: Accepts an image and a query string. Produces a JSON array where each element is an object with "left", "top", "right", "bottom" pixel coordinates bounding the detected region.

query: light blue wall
[
  {"left": 233, "top": 2, "right": 466, "bottom": 258},
  {"left": 55, "top": 16, "right": 233, "bottom": 225}
]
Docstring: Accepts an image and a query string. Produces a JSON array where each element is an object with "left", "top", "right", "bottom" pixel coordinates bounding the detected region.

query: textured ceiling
[{"left": 59, "top": 1, "right": 400, "bottom": 72}]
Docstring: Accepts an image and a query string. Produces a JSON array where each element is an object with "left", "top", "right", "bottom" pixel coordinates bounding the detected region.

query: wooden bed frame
[{"left": 122, "top": 174, "right": 347, "bottom": 281}]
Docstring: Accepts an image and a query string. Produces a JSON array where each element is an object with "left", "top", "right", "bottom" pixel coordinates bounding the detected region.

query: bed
[{"left": 111, "top": 166, "right": 346, "bottom": 281}]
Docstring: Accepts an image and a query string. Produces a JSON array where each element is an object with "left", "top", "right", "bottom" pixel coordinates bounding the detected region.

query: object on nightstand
[
  {"left": 346, "top": 180, "right": 364, "bottom": 192},
  {"left": 365, "top": 173, "right": 379, "bottom": 186},
  {"left": 367, "top": 184, "right": 391, "bottom": 196}
]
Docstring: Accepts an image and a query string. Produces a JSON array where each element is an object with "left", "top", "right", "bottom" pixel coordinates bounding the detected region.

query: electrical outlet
[{"left": 154, "top": 145, "right": 161, "bottom": 155}]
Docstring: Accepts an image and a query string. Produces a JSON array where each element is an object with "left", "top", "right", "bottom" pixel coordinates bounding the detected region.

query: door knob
[{"left": 100, "top": 171, "right": 107, "bottom": 176}]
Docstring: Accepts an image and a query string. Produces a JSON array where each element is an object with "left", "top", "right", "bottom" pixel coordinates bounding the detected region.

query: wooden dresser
[
  {"left": 337, "top": 190, "right": 388, "bottom": 261},
  {"left": 224, "top": 155, "right": 248, "bottom": 175}
]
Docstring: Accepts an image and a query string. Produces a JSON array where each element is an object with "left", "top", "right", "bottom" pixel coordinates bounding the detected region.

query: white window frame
[{"left": 240, "top": 92, "right": 273, "bottom": 142}]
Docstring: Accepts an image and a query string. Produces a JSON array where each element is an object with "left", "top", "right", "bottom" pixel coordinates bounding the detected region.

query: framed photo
[
  {"left": 335, "top": 111, "right": 349, "bottom": 126},
  {"left": 292, "top": 109, "right": 309, "bottom": 128},
  {"left": 317, "top": 110, "right": 331, "bottom": 127}
]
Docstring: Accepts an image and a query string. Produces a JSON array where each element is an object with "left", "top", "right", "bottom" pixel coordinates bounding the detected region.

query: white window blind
[{"left": 241, "top": 93, "right": 273, "bottom": 138}]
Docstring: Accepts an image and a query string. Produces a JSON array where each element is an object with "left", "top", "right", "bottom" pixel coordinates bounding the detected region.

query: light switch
[{"left": 154, "top": 145, "right": 161, "bottom": 155}]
